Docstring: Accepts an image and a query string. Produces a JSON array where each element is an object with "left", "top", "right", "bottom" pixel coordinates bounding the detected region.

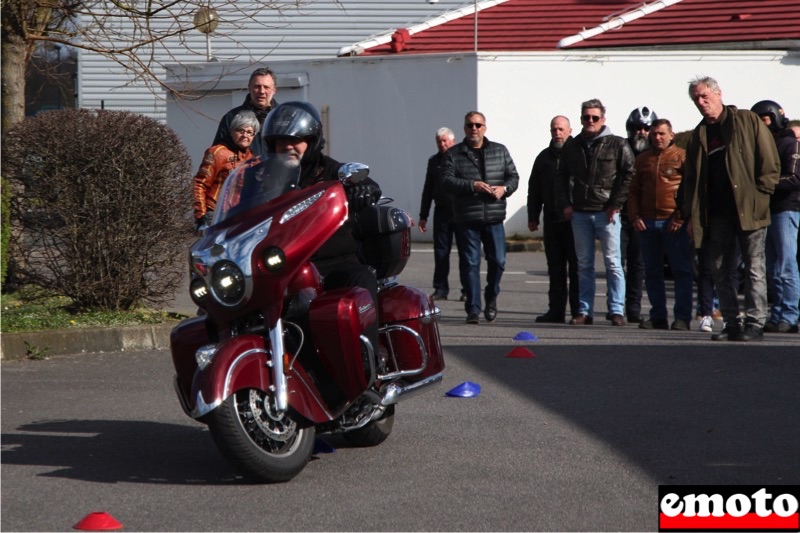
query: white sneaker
[{"left": 699, "top": 315, "right": 714, "bottom": 332}]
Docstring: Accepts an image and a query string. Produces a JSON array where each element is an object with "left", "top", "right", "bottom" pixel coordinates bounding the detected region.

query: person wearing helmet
[
  {"left": 615, "top": 106, "right": 658, "bottom": 325},
  {"left": 263, "top": 101, "right": 383, "bottom": 346},
  {"left": 751, "top": 100, "right": 800, "bottom": 334},
  {"left": 751, "top": 100, "right": 790, "bottom": 135},
  {"left": 626, "top": 107, "right": 658, "bottom": 157}
]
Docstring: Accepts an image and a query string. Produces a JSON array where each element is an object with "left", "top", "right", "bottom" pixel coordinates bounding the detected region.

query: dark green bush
[{"left": 1, "top": 109, "right": 193, "bottom": 311}]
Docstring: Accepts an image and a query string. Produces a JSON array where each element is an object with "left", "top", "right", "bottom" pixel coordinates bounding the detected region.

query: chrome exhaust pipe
[{"left": 380, "top": 372, "right": 443, "bottom": 406}]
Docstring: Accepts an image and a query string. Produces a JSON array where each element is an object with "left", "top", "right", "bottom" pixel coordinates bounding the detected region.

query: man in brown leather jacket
[{"left": 628, "top": 119, "right": 692, "bottom": 331}]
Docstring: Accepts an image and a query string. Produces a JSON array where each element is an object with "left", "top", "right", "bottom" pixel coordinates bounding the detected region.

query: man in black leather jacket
[
  {"left": 213, "top": 67, "right": 278, "bottom": 158},
  {"left": 556, "top": 99, "right": 635, "bottom": 326},
  {"left": 442, "top": 111, "right": 520, "bottom": 324},
  {"left": 263, "top": 101, "right": 382, "bottom": 349}
]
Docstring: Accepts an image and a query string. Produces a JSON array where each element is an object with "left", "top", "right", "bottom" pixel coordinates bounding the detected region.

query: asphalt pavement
[{"left": 2, "top": 244, "right": 799, "bottom": 531}]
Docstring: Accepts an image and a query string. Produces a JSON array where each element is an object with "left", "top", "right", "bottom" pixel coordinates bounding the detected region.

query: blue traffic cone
[
  {"left": 513, "top": 331, "right": 538, "bottom": 341},
  {"left": 445, "top": 381, "right": 481, "bottom": 398}
]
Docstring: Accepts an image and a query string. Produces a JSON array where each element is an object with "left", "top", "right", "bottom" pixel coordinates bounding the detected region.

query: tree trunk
[{"left": 1, "top": 27, "right": 28, "bottom": 132}]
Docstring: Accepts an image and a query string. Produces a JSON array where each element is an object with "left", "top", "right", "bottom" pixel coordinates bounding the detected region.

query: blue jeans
[
  {"left": 766, "top": 210, "right": 800, "bottom": 325},
  {"left": 431, "top": 205, "right": 457, "bottom": 295},
  {"left": 638, "top": 219, "right": 694, "bottom": 322},
  {"left": 571, "top": 211, "right": 626, "bottom": 317},
  {"left": 454, "top": 223, "right": 506, "bottom": 315}
]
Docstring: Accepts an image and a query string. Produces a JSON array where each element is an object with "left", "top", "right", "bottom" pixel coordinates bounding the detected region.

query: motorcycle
[{"left": 170, "top": 154, "right": 445, "bottom": 483}]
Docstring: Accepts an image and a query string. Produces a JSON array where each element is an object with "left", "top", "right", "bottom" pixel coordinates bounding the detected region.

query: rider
[{"left": 262, "top": 101, "right": 383, "bottom": 350}]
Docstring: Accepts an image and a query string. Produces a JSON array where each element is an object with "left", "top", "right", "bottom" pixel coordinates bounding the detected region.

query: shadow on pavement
[
  {"left": 445, "top": 342, "right": 800, "bottom": 485},
  {"left": 2, "top": 420, "right": 246, "bottom": 485}
]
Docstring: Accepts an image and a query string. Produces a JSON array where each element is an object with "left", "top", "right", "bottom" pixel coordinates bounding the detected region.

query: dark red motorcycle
[{"left": 170, "top": 154, "right": 445, "bottom": 483}]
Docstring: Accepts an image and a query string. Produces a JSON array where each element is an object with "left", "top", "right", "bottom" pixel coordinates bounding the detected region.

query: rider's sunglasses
[
  {"left": 581, "top": 114, "right": 602, "bottom": 123},
  {"left": 465, "top": 123, "right": 485, "bottom": 129}
]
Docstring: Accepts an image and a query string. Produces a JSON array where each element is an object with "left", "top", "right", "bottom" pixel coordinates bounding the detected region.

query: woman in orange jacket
[{"left": 193, "top": 110, "right": 259, "bottom": 229}]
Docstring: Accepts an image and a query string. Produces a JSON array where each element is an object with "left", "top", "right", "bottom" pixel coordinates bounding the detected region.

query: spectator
[
  {"left": 628, "top": 118, "right": 693, "bottom": 331},
  {"left": 620, "top": 107, "right": 657, "bottom": 324},
  {"left": 682, "top": 76, "right": 780, "bottom": 341},
  {"left": 751, "top": 100, "right": 800, "bottom": 334},
  {"left": 527, "top": 115, "right": 579, "bottom": 323},
  {"left": 212, "top": 67, "right": 278, "bottom": 158},
  {"left": 442, "top": 111, "right": 519, "bottom": 324},
  {"left": 556, "top": 99, "right": 635, "bottom": 326},
  {"left": 193, "top": 110, "right": 259, "bottom": 230},
  {"left": 419, "top": 127, "right": 465, "bottom": 302}
]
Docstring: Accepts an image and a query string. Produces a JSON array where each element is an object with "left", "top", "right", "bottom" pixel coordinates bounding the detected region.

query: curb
[
  {"left": 506, "top": 240, "right": 544, "bottom": 253},
  {"left": 1, "top": 322, "right": 178, "bottom": 361}
]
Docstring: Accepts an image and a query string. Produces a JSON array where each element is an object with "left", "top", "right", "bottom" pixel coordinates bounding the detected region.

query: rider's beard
[
  {"left": 284, "top": 149, "right": 301, "bottom": 167},
  {"left": 631, "top": 135, "right": 649, "bottom": 154}
]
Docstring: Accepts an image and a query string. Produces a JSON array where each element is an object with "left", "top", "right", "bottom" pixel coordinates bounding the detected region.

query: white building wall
[
  {"left": 477, "top": 50, "right": 800, "bottom": 236},
  {"left": 167, "top": 50, "right": 800, "bottom": 241}
]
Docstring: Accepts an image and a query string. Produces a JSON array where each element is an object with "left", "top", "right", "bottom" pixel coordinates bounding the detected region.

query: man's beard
[
  {"left": 283, "top": 149, "right": 301, "bottom": 167},
  {"left": 631, "top": 135, "right": 649, "bottom": 153}
]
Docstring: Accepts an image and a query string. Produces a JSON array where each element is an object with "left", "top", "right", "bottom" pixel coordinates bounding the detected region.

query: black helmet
[
  {"left": 750, "top": 100, "right": 788, "bottom": 133},
  {"left": 626, "top": 107, "right": 658, "bottom": 138},
  {"left": 263, "top": 101, "right": 326, "bottom": 161}
]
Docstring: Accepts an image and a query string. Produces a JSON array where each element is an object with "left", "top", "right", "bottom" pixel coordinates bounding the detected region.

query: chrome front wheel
[{"left": 207, "top": 388, "right": 315, "bottom": 483}]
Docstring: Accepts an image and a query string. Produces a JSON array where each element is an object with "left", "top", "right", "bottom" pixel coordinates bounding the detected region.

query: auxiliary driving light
[
  {"left": 190, "top": 278, "right": 209, "bottom": 305},
  {"left": 263, "top": 247, "right": 286, "bottom": 273},
  {"left": 195, "top": 344, "right": 217, "bottom": 370}
]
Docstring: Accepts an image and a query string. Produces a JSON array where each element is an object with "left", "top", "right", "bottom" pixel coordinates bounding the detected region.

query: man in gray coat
[{"left": 442, "top": 111, "right": 519, "bottom": 324}]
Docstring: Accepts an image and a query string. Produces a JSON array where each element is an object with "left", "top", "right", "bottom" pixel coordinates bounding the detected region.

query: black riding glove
[
  {"left": 346, "top": 179, "right": 382, "bottom": 213},
  {"left": 195, "top": 210, "right": 214, "bottom": 231}
]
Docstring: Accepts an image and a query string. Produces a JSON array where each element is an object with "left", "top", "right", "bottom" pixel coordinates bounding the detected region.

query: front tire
[
  {"left": 207, "top": 388, "right": 315, "bottom": 483},
  {"left": 342, "top": 405, "right": 395, "bottom": 447}
]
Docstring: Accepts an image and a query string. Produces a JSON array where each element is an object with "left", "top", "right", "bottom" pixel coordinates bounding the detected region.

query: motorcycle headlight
[
  {"left": 211, "top": 261, "right": 245, "bottom": 305},
  {"left": 190, "top": 278, "right": 209, "bottom": 306}
]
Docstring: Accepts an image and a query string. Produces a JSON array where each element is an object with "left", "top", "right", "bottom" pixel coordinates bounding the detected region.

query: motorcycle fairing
[{"left": 191, "top": 181, "right": 348, "bottom": 330}]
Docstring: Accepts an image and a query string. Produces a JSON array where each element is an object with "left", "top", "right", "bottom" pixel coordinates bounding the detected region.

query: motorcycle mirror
[{"left": 338, "top": 162, "right": 370, "bottom": 185}]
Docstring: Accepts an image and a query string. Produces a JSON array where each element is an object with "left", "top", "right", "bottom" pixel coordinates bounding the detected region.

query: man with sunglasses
[
  {"left": 556, "top": 99, "right": 635, "bottom": 326},
  {"left": 442, "top": 111, "right": 520, "bottom": 324}
]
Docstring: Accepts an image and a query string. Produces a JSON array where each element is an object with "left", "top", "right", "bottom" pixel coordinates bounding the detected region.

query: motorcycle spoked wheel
[
  {"left": 207, "top": 388, "right": 315, "bottom": 483},
  {"left": 342, "top": 404, "right": 395, "bottom": 447}
]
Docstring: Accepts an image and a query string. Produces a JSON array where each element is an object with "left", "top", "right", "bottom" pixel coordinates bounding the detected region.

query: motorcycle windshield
[{"left": 214, "top": 154, "right": 302, "bottom": 224}]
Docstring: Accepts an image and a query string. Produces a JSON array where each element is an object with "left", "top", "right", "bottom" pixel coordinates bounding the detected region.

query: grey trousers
[{"left": 707, "top": 215, "right": 768, "bottom": 326}]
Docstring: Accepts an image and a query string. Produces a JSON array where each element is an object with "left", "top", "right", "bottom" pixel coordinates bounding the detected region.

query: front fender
[
  {"left": 190, "top": 335, "right": 270, "bottom": 419},
  {"left": 188, "top": 334, "right": 335, "bottom": 423}
]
